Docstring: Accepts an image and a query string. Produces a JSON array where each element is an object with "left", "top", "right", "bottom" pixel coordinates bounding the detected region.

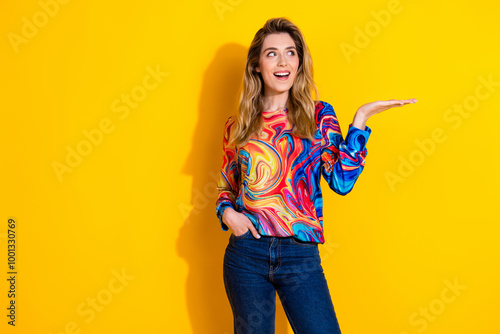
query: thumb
[{"left": 248, "top": 224, "right": 261, "bottom": 239}]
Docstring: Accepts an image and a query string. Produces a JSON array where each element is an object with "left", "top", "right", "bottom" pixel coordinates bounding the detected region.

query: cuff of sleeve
[
  {"left": 346, "top": 123, "right": 371, "bottom": 151},
  {"left": 217, "top": 203, "right": 233, "bottom": 231}
]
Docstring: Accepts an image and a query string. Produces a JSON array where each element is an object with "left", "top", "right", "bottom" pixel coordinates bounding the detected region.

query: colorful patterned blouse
[{"left": 215, "top": 100, "right": 372, "bottom": 244}]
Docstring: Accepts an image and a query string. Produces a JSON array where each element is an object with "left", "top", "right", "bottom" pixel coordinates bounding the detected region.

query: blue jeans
[{"left": 223, "top": 230, "right": 342, "bottom": 334}]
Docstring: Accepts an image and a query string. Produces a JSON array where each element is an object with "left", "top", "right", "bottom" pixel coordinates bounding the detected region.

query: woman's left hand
[
  {"left": 352, "top": 98, "right": 417, "bottom": 130},
  {"left": 357, "top": 98, "right": 417, "bottom": 119}
]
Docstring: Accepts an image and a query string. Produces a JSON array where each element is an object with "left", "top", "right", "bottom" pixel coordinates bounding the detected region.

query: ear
[{"left": 255, "top": 65, "right": 260, "bottom": 73}]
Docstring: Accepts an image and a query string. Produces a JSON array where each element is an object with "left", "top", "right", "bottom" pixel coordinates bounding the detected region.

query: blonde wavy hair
[{"left": 229, "top": 17, "right": 319, "bottom": 147}]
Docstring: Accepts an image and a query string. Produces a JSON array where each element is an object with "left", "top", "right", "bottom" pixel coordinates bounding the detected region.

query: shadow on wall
[{"left": 176, "top": 43, "right": 291, "bottom": 333}]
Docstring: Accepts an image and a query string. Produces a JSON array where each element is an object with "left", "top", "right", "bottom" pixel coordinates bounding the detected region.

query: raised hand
[{"left": 352, "top": 98, "right": 417, "bottom": 130}]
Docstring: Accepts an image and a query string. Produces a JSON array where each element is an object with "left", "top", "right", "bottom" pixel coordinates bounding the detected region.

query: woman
[{"left": 215, "top": 17, "right": 416, "bottom": 334}]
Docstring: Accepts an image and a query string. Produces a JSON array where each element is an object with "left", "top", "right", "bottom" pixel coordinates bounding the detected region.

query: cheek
[{"left": 261, "top": 60, "right": 274, "bottom": 73}]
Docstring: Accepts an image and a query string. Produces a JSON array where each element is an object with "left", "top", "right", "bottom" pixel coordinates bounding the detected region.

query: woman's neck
[{"left": 262, "top": 92, "right": 289, "bottom": 111}]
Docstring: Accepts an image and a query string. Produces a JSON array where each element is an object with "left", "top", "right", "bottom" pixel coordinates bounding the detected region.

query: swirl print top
[{"left": 215, "top": 100, "right": 372, "bottom": 244}]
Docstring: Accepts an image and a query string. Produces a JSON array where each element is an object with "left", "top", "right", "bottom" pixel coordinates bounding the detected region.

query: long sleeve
[
  {"left": 215, "top": 116, "right": 240, "bottom": 231},
  {"left": 320, "top": 104, "right": 372, "bottom": 195}
]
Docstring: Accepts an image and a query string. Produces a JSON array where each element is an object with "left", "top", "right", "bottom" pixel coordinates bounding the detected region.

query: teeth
[{"left": 274, "top": 72, "right": 290, "bottom": 77}]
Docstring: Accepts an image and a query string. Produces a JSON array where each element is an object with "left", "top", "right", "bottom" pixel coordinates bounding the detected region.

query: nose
[{"left": 277, "top": 53, "right": 287, "bottom": 66}]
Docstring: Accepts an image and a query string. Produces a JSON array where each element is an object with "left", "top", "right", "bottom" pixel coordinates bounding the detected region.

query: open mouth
[{"left": 274, "top": 71, "right": 290, "bottom": 80}]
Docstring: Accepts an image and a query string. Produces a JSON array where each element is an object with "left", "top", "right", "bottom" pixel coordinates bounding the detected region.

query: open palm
[{"left": 358, "top": 98, "right": 417, "bottom": 119}]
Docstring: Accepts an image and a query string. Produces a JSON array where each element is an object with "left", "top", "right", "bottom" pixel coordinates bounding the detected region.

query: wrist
[
  {"left": 222, "top": 207, "right": 236, "bottom": 224},
  {"left": 352, "top": 111, "right": 368, "bottom": 130}
]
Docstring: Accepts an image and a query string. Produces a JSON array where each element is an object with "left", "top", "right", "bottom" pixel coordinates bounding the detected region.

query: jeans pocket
[{"left": 232, "top": 229, "right": 252, "bottom": 239}]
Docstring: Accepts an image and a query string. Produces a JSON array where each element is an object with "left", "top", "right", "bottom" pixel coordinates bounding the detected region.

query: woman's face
[{"left": 256, "top": 33, "right": 300, "bottom": 97}]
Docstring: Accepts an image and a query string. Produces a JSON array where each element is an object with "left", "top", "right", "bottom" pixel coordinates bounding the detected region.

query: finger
[
  {"left": 384, "top": 98, "right": 417, "bottom": 103},
  {"left": 393, "top": 98, "right": 418, "bottom": 105},
  {"left": 386, "top": 99, "right": 416, "bottom": 107},
  {"left": 248, "top": 224, "right": 261, "bottom": 239},
  {"left": 378, "top": 100, "right": 405, "bottom": 109},
  {"left": 234, "top": 229, "right": 247, "bottom": 237},
  {"left": 381, "top": 100, "right": 404, "bottom": 106}
]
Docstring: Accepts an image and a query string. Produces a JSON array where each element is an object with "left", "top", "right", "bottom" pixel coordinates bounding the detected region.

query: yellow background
[{"left": 1, "top": 0, "right": 499, "bottom": 333}]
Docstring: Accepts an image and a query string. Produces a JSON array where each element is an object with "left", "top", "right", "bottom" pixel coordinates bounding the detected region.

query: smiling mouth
[{"left": 274, "top": 71, "right": 290, "bottom": 80}]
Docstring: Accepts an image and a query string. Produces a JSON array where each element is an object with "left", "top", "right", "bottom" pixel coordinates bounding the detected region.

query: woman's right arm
[
  {"left": 215, "top": 117, "right": 239, "bottom": 230},
  {"left": 215, "top": 117, "right": 261, "bottom": 238}
]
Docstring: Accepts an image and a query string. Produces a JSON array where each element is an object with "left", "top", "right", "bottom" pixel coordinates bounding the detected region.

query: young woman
[{"left": 215, "top": 17, "right": 416, "bottom": 334}]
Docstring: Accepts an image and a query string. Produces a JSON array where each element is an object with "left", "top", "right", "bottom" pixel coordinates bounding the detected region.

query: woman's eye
[{"left": 267, "top": 51, "right": 295, "bottom": 56}]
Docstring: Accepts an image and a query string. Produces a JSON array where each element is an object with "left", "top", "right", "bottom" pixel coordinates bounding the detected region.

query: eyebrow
[{"left": 262, "top": 46, "right": 296, "bottom": 53}]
